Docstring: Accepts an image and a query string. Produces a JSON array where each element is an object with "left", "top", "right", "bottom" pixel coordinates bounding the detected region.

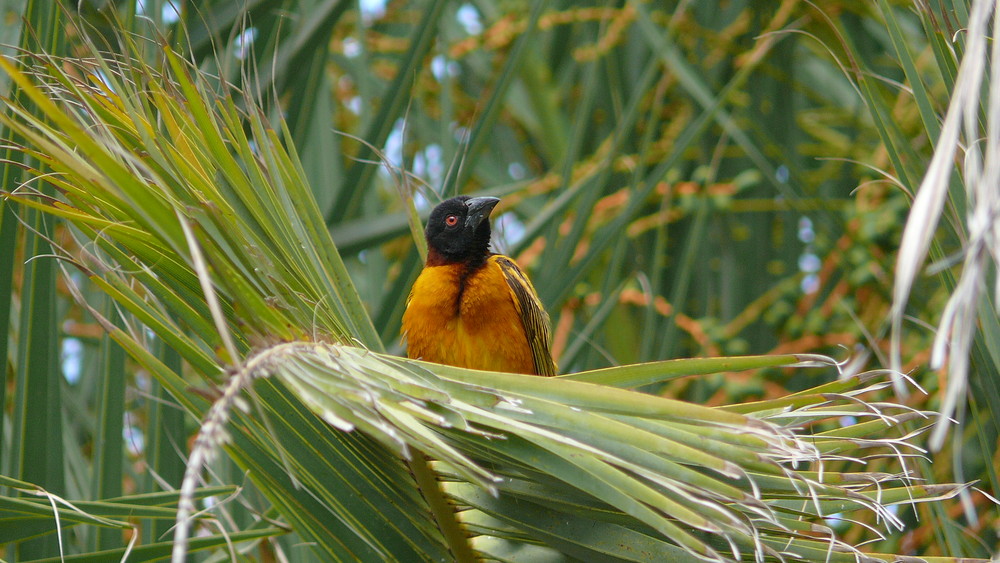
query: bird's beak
[{"left": 465, "top": 196, "right": 500, "bottom": 229}]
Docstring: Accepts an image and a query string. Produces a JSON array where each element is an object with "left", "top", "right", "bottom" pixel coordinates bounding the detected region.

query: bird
[{"left": 402, "top": 196, "right": 556, "bottom": 376}]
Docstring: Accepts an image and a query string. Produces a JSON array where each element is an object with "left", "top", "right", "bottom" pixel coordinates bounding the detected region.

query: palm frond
[{"left": 887, "top": 0, "right": 1000, "bottom": 452}]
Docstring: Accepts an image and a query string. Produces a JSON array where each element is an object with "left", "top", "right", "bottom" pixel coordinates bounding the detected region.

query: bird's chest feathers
[
  {"left": 408, "top": 261, "right": 511, "bottom": 330},
  {"left": 403, "top": 259, "right": 529, "bottom": 371}
]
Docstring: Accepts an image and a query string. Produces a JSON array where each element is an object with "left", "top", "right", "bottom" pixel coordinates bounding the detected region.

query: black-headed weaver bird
[{"left": 402, "top": 196, "right": 556, "bottom": 376}]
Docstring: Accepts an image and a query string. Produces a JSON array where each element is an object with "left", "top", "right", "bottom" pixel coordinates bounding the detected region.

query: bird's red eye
[{"left": 445, "top": 215, "right": 459, "bottom": 227}]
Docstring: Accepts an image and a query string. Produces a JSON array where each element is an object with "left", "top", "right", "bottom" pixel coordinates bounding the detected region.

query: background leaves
[{"left": 1, "top": 0, "right": 997, "bottom": 560}]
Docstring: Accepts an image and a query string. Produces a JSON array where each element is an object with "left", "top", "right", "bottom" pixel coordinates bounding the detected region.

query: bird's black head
[{"left": 425, "top": 196, "right": 500, "bottom": 267}]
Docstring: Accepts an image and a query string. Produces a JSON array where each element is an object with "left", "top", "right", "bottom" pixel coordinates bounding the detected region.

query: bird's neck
[{"left": 426, "top": 247, "right": 492, "bottom": 271}]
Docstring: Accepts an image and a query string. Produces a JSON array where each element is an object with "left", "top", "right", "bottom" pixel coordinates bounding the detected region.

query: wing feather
[{"left": 494, "top": 256, "right": 557, "bottom": 376}]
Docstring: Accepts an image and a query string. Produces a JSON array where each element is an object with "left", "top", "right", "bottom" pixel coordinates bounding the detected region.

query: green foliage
[{"left": 0, "top": 0, "right": 995, "bottom": 561}]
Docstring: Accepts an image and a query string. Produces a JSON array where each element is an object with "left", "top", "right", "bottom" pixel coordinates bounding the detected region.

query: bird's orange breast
[{"left": 402, "top": 256, "right": 536, "bottom": 374}]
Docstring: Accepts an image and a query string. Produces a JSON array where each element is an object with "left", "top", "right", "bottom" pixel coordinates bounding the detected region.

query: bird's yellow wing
[{"left": 493, "top": 255, "right": 557, "bottom": 376}]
